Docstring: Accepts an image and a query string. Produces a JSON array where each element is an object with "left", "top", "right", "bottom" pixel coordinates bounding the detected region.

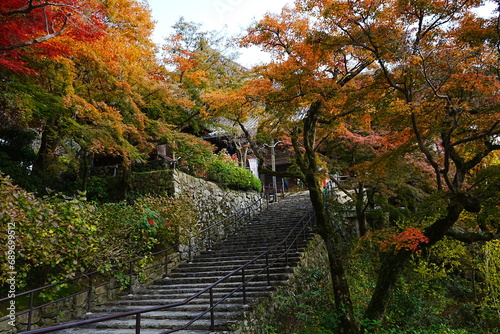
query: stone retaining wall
[{"left": 173, "top": 170, "right": 262, "bottom": 229}]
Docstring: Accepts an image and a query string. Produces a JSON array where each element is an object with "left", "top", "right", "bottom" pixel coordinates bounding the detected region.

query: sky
[
  {"left": 146, "top": 0, "right": 291, "bottom": 67},
  {"left": 146, "top": 1, "right": 497, "bottom": 67}
]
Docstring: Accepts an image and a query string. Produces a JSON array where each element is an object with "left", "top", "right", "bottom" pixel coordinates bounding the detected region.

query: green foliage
[
  {"left": 479, "top": 240, "right": 500, "bottom": 321},
  {"left": 259, "top": 265, "right": 338, "bottom": 334},
  {"left": 163, "top": 132, "right": 262, "bottom": 191},
  {"left": 351, "top": 235, "right": 500, "bottom": 333},
  {"left": 251, "top": 233, "right": 500, "bottom": 334},
  {"left": 245, "top": 236, "right": 338, "bottom": 334},
  {"left": 85, "top": 176, "right": 110, "bottom": 201},
  {"left": 376, "top": 324, "right": 471, "bottom": 334},
  {"left": 0, "top": 174, "right": 196, "bottom": 298},
  {"left": 0, "top": 128, "right": 38, "bottom": 191},
  {"left": 0, "top": 174, "right": 99, "bottom": 289},
  {"left": 165, "top": 131, "right": 217, "bottom": 178},
  {"left": 207, "top": 158, "right": 262, "bottom": 192},
  {"left": 97, "top": 196, "right": 197, "bottom": 255}
]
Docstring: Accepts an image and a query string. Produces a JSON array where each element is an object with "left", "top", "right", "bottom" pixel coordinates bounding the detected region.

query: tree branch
[
  {"left": 446, "top": 228, "right": 498, "bottom": 243},
  {"left": 237, "top": 120, "right": 300, "bottom": 179},
  {"left": 452, "top": 122, "right": 500, "bottom": 147},
  {"left": 0, "top": 15, "right": 69, "bottom": 51},
  {"left": 2, "top": 0, "right": 76, "bottom": 16},
  {"left": 411, "top": 112, "right": 442, "bottom": 190},
  {"left": 336, "top": 58, "right": 372, "bottom": 87}
]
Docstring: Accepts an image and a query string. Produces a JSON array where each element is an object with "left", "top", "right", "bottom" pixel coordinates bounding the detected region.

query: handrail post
[
  {"left": 135, "top": 313, "right": 141, "bottom": 334},
  {"left": 208, "top": 228, "right": 212, "bottom": 251},
  {"left": 210, "top": 287, "right": 215, "bottom": 331},
  {"left": 87, "top": 274, "right": 93, "bottom": 314},
  {"left": 242, "top": 268, "right": 247, "bottom": 305},
  {"left": 27, "top": 291, "right": 34, "bottom": 330},
  {"left": 294, "top": 228, "right": 299, "bottom": 253}
]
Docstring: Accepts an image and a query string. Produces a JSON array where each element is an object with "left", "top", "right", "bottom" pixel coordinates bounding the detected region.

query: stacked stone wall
[{"left": 173, "top": 170, "right": 261, "bottom": 229}]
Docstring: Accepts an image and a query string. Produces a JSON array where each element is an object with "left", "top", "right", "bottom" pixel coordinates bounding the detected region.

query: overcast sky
[{"left": 147, "top": 0, "right": 292, "bottom": 67}]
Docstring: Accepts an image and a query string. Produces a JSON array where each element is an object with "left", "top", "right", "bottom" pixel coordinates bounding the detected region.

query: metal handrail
[
  {"left": 0, "top": 196, "right": 264, "bottom": 330},
  {"left": 17, "top": 207, "right": 315, "bottom": 334}
]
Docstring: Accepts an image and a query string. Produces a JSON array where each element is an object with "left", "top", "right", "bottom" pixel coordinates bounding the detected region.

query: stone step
[
  {"left": 194, "top": 250, "right": 303, "bottom": 261},
  {"left": 208, "top": 239, "right": 311, "bottom": 251},
  {"left": 105, "top": 291, "right": 265, "bottom": 305},
  {"left": 139, "top": 281, "right": 283, "bottom": 295},
  {"left": 55, "top": 318, "right": 233, "bottom": 332},
  {"left": 47, "top": 193, "right": 315, "bottom": 334},
  {"left": 118, "top": 290, "right": 269, "bottom": 302},
  {"left": 184, "top": 254, "right": 301, "bottom": 267},
  {"left": 91, "top": 302, "right": 248, "bottom": 313},
  {"left": 167, "top": 266, "right": 294, "bottom": 279},
  {"left": 92, "top": 318, "right": 232, "bottom": 331},
  {"left": 155, "top": 272, "right": 291, "bottom": 286},
  {"left": 83, "top": 310, "right": 240, "bottom": 321}
]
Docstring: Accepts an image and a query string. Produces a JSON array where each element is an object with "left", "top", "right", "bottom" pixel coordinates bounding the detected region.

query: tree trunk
[
  {"left": 300, "top": 101, "right": 359, "bottom": 333},
  {"left": 355, "top": 182, "right": 367, "bottom": 237},
  {"left": 32, "top": 122, "right": 59, "bottom": 179},
  {"left": 363, "top": 249, "right": 412, "bottom": 329},
  {"left": 308, "top": 176, "right": 359, "bottom": 334},
  {"left": 363, "top": 201, "right": 464, "bottom": 329}
]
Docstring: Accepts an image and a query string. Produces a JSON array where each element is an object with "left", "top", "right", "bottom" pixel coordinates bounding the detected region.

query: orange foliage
[
  {"left": 0, "top": 0, "right": 106, "bottom": 73},
  {"left": 380, "top": 227, "right": 430, "bottom": 254}
]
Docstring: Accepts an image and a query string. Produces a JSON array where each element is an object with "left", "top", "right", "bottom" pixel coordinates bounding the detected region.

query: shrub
[
  {"left": 0, "top": 174, "right": 197, "bottom": 295},
  {"left": 97, "top": 196, "right": 197, "bottom": 256},
  {"left": 207, "top": 159, "right": 262, "bottom": 192},
  {"left": 0, "top": 174, "right": 100, "bottom": 289}
]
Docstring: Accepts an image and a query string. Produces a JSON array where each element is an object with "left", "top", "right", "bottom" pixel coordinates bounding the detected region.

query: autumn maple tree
[
  {"left": 1, "top": 0, "right": 187, "bottom": 196},
  {"left": 315, "top": 0, "right": 500, "bottom": 325},
  {"left": 0, "top": 0, "right": 105, "bottom": 73},
  {"left": 236, "top": 0, "right": 500, "bottom": 332},
  {"left": 161, "top": 19, "right": 247, "bottom": 133}
]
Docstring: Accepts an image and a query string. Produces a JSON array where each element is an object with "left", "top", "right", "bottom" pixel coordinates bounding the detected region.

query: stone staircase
[{"left": 54, "top": 192, "right": 314, "bottom": 334}]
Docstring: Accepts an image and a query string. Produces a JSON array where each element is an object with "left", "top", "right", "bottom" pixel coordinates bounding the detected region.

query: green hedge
[{"left": 207, "top": 159, "right": 262, "bottom": 192}]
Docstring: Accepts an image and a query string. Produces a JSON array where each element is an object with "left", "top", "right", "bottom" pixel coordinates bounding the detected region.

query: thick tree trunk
[
  {"left": 362, "top": 249, "right": 412, "bottom": 328},
  {"left": 300, "top": 101, "right": 359, "bottom": 333},
  {"left": 363, "top": 201, "right": 464, "bottom": 329},
  {"left": 308, "top": 177, "right": 359, "bottom": 334},
  {"left": 32, "top": 122, "right": 59, "bottom": 178}
]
